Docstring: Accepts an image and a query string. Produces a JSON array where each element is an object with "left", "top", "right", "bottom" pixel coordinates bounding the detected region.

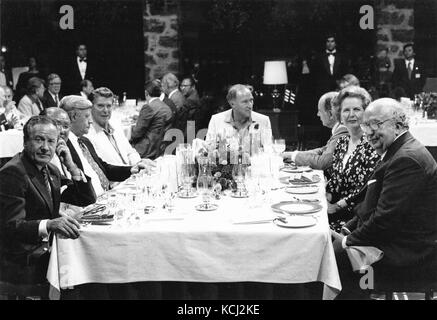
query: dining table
[
  {"left": 0, "top": 128, "right": 24, "bottom": 158},
  {"left": 46, "top": 161, "right": 342, "bottom": 300}
]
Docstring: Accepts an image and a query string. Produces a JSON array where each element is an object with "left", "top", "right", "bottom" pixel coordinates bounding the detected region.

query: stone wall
[
  {"left": 143, "top": 0, "right": 180, "bottom": 81},
  {"left": 376, "top": 0, "right": 415, "bottom": 70}
]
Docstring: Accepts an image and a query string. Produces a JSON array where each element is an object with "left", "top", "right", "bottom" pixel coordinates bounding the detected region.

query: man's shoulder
[
  {"left": 210, "top": 109, "right": 231, "bottom": 121},
  {"left": 0, "top": 154, "right": 27, "bottom": 178},
  {"left": 251, "top": 111, "right": 271, "bottom": 122}
]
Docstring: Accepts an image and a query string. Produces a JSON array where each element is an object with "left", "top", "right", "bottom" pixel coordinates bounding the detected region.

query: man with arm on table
[
  {"left": 206, "top": 84, "right": 272, "bottom": 151},
  {"left": 332, "top": 98, "right": 437, "bottom": 299},
  {"left": 282, "top": 91, "right": 348, "bottom": 171},
  {"left": 0, "top": 116, "right": 96, "bottom": 288},
  {"left": 57, "top": 96, "right": 155, "bottom": 198},
  {"left": 85, "top": 87, "right": 141, "bottom": 166}
]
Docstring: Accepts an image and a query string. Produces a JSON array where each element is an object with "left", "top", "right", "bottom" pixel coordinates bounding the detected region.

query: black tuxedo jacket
[
  {"left": 0, "top": 152, "right": 95, "bottom": 265},
  {"left": 345, "top": 132, "right": 437, "bottom": 267},
  {"left": 314, "top": 51, "right": 349, "bottom": 96},
  {"left": 67, "top": 137, "right": 132, "bottom": 183},
  {"left": 392, "top": 59, "right": 426, "bottom": 99},
  {"left": 63, "top": 58, "right": 96, "bottom": 95},
  {"left": 41, "top": 90, "right": 62, "bottom": 109}
]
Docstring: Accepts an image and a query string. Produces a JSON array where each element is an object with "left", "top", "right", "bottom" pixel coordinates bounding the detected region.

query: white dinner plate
[
  {"left": 271, "top": 201, "right": 322, "bottom": 215},
  {"left": 279, "top": 175, "right": 321, "bottom": 185},
  {"left": 281, "top": 166, "right": 312, "bottom": 173},
  {"left": 285, "top": 186, "right": 319, "bottom": 194},
  {"left": 273, "top": 215, "right": 317, "bottom": 228}
]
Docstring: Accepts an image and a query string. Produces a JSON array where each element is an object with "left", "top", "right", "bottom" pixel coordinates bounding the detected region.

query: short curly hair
[{"left": 332, "top": 85, "right": 372, "bottom": 122}]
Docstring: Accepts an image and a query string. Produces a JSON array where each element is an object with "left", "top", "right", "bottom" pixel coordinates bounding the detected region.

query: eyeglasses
[{"left": 360, "top": 119, "right": 391, "bottom": 132}]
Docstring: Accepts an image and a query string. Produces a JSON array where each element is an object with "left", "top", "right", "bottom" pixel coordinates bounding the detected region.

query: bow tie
[
  {"left": 326, "top": 51, "right": 336, "bottom": 56},
  {"left": 79, "top": 58, "right": 87, "bottom": 62}
]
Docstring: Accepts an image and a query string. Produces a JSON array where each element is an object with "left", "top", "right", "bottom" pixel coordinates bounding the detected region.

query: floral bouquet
[{"left": 414, "top": 92, "right": 437, "bottom": 119}]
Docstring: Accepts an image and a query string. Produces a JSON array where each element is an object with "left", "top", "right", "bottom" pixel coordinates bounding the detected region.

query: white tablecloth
[
  {"left": 0, "top": 129, "right": 23, "bottom": 158},
  {"left": 410, "top": 120, "right": 437, "bottom": 147},
  {"left": 47, "top": 171, "right": 341, "bottom": 300}
]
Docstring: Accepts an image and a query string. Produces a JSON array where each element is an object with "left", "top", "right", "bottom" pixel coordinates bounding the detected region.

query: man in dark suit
[
  {"left": 333, "top": 98, "right": 437, "bottom": 299},
  {"left": 131, "top": 80, "right": 173, "bottom": 159},
  {"left": 0, "top": 116, "right": 96, "bottom": 285},
  {"left": 42, "top": 74, "right": 63, "bottom": 109},
  {"left": 0, "top": 54, "right": 13, "bottom": 88},
  {"left": 391, "top": 43, "right": 426, "bottom": 99},
  {"left": 63, "top": 44, "right": 96, "bottom": 95},
  {"left": 58, "top": 96, "right": 154, "bottom": 197},
  {"left": 313, "top": 34, "right": 350, "bottom": 144},
  {"left": 314, "top": 34, "right": 350, "bottom": 98}
]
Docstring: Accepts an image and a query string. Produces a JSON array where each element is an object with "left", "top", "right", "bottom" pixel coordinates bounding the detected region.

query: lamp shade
[{"left": 263, "top": 60, "right": 288, "bottom": 85}]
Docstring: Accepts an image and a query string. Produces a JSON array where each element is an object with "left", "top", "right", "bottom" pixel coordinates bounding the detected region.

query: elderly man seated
[
  {"left": 0, "top": 116, "right": 95, "bottom": 289},
  {"left": 206, "top": 84, "right": 272, "bottom": 153},
  {"left": 53, "top": 96, "right": 154, "bottom": 198},
  {"left": 85, "top": 87, "right": 141, "bottom": 166},
  {"left": 283, "top": 91, "right": 348, "bottom": 171},
  {"left": 332, "top": 98, "right": 437, "bottom": 299}
]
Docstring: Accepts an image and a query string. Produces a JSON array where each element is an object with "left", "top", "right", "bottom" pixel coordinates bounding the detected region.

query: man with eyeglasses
[
  {"left": 85, "top": 87, "right": 142, "bottom": 166},
  {"left": 42, "top": 74, "right": 63, "bottom": 109},
  {"left": 332, "top": 98, "right": 437, "bottom": 299}
]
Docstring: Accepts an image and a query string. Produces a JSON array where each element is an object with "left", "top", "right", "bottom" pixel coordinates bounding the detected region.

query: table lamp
[{"left": 263, "top": 60, "right": 288, "bottom": 110}]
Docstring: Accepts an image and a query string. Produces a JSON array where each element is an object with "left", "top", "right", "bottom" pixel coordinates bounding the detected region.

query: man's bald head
[
  {"left": 43, "top": 107, "right": 71, "bottom": 141},
  {"left": 362, "top": 98, "right": 409, "bottom": 155}
]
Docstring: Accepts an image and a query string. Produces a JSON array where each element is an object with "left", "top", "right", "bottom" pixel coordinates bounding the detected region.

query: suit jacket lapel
[
  {"left": 333, "top": 54, "right": 341, "bottom": 75},
  {"left": 21, "top": 153, "right": 55, "bottom": 215},
  {"left": 323, "top": 56, "right": 330, "bottom": 74},
  {"left": 67, "top": 139, "right": 84, "bottom": 171}
]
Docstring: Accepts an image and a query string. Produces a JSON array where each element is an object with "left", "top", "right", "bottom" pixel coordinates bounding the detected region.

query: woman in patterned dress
[{"left": 325, "top": 86, "right": 380, "bottom": 232}]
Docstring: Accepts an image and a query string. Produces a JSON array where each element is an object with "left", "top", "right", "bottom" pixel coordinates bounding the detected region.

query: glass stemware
[
  {"left": 196, "top": 156, "right": 214, "bottom": 210},
  {"left": 273, "top": 139, "right": 286, "bottom": 155},
  {"left": 232, "top": 162, "right": 248, "bottom": 197}
]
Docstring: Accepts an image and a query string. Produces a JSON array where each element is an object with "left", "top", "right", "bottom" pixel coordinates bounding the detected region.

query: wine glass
[
  {"left": 196, "top": 172, "right": 214, "bottom": 210},
  {"left": 273, "top": 139, "right": 286, "bottom": 155},
  {"left": 232, "top": 163, "right": 247, "bottom": 197}
]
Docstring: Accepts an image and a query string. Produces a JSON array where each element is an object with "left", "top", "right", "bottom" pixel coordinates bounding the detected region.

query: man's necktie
[
  {"left": 41, "top": 166, "right": 53, "bottom": 204},
  {"left": 407, "top": 61, "right": 412, "bottom": 80},
  {"left": 55, "top": 95, "right": 59, "bottom": 107},
  {"left": 78, "top": 138, "right": 110, "bottom": 191}
]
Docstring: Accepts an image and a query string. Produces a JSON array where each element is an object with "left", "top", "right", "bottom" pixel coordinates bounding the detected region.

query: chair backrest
[
  {"left": 11, "top": 67, "right": 29, "bottom": 90},
  {"left": 423, "top": 77, "right": 437, "bottom": 92}
]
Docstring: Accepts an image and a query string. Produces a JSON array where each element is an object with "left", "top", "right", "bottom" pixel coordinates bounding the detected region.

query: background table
[
  {"left": 410, "top": 119, "right": 437, "bottom": 147},
  {"left": 47, "top": 171, "right": 341, "bottom": 300},
  {"left": 0, "top": 129, "right": 23, "bottom": 158}
]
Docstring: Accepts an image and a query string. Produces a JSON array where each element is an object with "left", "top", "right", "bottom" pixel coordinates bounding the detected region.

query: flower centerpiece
[{"left": 414, "top": 92, "right": 437, "bottom": 119}]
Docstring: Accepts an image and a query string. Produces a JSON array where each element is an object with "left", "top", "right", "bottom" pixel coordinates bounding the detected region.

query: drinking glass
[
  {"left": 232, "top": 163, "right": 247, "bottom": 196},
  {"left": 273, "top": 139, "right": 286, "bottom": 154}
]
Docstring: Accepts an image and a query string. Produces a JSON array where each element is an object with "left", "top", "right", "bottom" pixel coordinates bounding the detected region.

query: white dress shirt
[
  {"left": 77, "top": 57, "right": 87, "bottom": 80},
  {"left": 85, "top": 119, "right": 141, "bottom": 166},
  {"left": 326, "top": 49, "right": 336, "bottom": 75},
  {"left": 49, "top": 92, "right": 60, "bottom": 107},
  {"left": 405, "top": 58, "right": 415, "bottom": 70},
  {"left": 69, "top": 132, "right": 105, "bottom": 197}
]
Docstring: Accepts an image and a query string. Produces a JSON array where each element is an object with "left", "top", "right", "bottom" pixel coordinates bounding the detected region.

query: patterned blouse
[{"left": 326, "top": 134, "right": 380, "bottom": 206}]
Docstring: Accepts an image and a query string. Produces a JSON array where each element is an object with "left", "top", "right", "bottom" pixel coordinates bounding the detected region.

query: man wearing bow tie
[
  {"left": 392, "top": 43, "right": 426, "bottom": 99},
  {"left": 314, "top": 34, "right": 350, "bottom": 144},
  {"left": 63, "top": 44, "right": 96, "bottom": 95},
  {"left": 314, "top": 34, "right": 350, "bottom": 96}
]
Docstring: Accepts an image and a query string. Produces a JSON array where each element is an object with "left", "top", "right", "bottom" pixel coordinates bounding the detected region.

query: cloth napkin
[{"left": 346, "top": 246, "right": 384, "bottom": 272}]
